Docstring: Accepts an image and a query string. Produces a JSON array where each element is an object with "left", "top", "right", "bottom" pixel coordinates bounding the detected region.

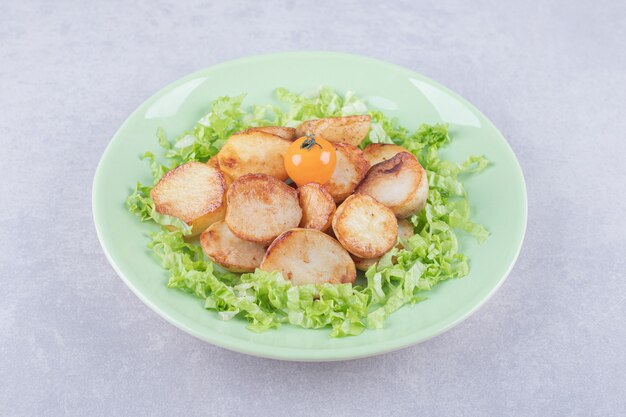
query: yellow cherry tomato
[{"left": 284, "top": 135, "right": 336, "bottom": 187}]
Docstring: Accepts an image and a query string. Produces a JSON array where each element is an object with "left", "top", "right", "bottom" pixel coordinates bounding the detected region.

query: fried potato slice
[
  {"left": 298, "top": 183, "right": 336, "bottom": 231},
  {"left": 332, "top": 194, "right": 398, "bottom": 258},
  {"left": 325, "top": 215, "right": 337, "bottom": 238},
  {"left": 218, "top": 131, "right": 291, "bottom": 180},
  {"left": 205, "top": 155, "right": 233, "bottom": 187},
  {"left": 260, "top": 229, "right": 356, "bottom": 285},
  {"left": 397, "top": 218, "right": 415, "bottom": 242},
  {"left": 244, "top": 126, "right": 296, "bottom": 140},
  {"left": 351, "top": 218, "right": 415, "bottom": 271},
  {"left": 295, "top": 115, "right": 371, "bottom": 146},
  {"left": 351, "top": 255, "right": 378, "bottom": 272},
  {"left": 356, "top": 152, "right": 429, "bottom": 218},
  {"left": 363, "top": 143, "right": 411, "bottom": 166},
  {"left": 225, "top": 174, "right": 302, "bottom": 244},
  {"left": 323, "top": 143, "right": 370, "bottom": 203},
  {"left": 206, "top": 155, "right": 220, "bottom": 170},
  {"left": 150, "top": 162, "right": 227, "bottom": 236},
  {"left": 200, "top": 220, "right": 266, "bottom": 272}
]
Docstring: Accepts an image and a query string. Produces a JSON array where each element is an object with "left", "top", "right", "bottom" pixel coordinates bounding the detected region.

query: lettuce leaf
[
  {"left": 127, "top": 87, "right": 489, "bottom": 336},
  {"left": 149, "top": 230, "right": 369, "bottom": 336}
]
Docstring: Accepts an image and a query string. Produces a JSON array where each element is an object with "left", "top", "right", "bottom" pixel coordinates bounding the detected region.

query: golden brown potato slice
[
  {"left": 397, "top": 218, "right": 415, "bottom": 242},
  {"left": 205, "top": 155, "right": 233, "bottom": 187},
  {"left": 323, "top": 143, "right": 370, "bottom": 203},
  {"left": 356, "top": 152, "right": 429, "bottom": 218},
  {"left": 295, "top": 115, "right": 371, "bottom": 146},
  {"left": 325, "top": 216, "right": 337, "bottom": 238},
  {"left": 351, "top": 255, "right": 378, "bottom": 272},
  {"left": 298, "top": 183, "right": 336, "bottom": 231},
  {"left": 244, "top": 126, "right": 296, "bottom": 140},
  {"left": 150, "top": 162, "right": 227, "bottom": 236},
  {"left": 260, "top": 229, "right": 356, "bottom": 285},
  {"left": 332, "top": 194, "right": 398, "bottom": 258},
  {"left": 363, "top": 143, "right": 411, "bottom": 166},
  {"left": 351, "top": 219, "right": 414, "bottom": 271},
  {"left": 199, "top": 220, "right": 266, "bottom": 272},
  {"left": 206, "top": 155, "right": 220, "bottom": 169},
  {"left": 218, "top": 131, "right": 291, "bottom": 180},
  {"left": 225, "top": 174, "right": 302, "bottom": 244}
]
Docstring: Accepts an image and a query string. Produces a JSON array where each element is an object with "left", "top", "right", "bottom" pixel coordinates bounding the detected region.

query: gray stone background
[{"left": 1, "top": 1, "right": 625, "bottom": 416}]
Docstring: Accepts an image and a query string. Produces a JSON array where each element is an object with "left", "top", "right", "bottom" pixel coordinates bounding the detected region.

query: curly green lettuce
[{"left": 127, "top": 87, "right": 488, "bottom": 336}]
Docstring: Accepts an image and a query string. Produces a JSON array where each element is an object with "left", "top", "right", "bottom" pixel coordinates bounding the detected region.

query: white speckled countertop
[{"left": 1, "top": 1, "right": 625, "bottom": 416}]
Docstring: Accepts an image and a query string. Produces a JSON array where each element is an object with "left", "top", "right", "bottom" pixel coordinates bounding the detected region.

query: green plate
[{"left": 93, "top": 52, "right": 527, "bottom": 361}]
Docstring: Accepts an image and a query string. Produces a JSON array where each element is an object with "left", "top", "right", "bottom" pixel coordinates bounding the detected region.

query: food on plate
[
  {"left": 323, "top": 143, "right": 370, "bottom": 203},
  {"left": 356, "top": 152, "right": 429, "bottom": 218},
  {"left": 295, "top": 115, "right": 371, "bottom": 147},
  {"left": 352, "top": 218, "right": 415, "bottom": 271},
  {"left": 218, "top": 130, "right": 291, "bottom": 180},
  {"left": 225, "top": 173, "right": 302, "bottom": 244},
  {"left": 200, "top": 220, "right": 266, "bottom": 272},
  {"left": 363, "top": 143, "right": 410, "bottom": 166},
  {"left": 150, "top": 162, "right": 227, "bottom": 236},
  {"left": 127, "top": 87, "right": 489, "bottom": 337},
  {"left": 332, "top": 194, "right": 397, "bottom": 258},
  {"left": 351, "top": 255, "right": 378, "bottom": 272},
  {"left": 297, "top": 183, "right": 336, "bottom": 231},
  {"left": 206, "top": 155, "right": 221, "bottom": 169},
  {"left": 324, "top": 216, "right": 337, "bottom": 238},
  {"left": 397, "top": 218, "right": 415, "bottom": 243},
  {"left": 284, "top": 134, "right": 336, "bottom": 187},
  {"left": 244, "top": 126, "right": 296, "bottom": 140},
  {"left": 206, "top": 156, "right": 233, "bottom": 186},
  {"left": 260, "top": 228, "right": 356, "bottom": 285}
]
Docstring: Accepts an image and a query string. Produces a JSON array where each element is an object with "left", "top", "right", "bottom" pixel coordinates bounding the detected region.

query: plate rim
[{"left": 92, "top": 51, "right": 528, "bottom": 361}]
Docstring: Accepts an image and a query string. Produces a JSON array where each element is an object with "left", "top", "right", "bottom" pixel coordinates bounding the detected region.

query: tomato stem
[{"left": 301, "top": 134, "right": 323, "bottom": 150}]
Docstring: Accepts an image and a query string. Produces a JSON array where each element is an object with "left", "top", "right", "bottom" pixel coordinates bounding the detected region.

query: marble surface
[{"left": 1, "top": 1, "right": 625, "bottom": 416}]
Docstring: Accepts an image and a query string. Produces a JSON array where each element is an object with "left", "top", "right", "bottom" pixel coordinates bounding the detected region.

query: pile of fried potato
[{"left": 151, "top": 115, "right": 429, "bottom": 285}]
